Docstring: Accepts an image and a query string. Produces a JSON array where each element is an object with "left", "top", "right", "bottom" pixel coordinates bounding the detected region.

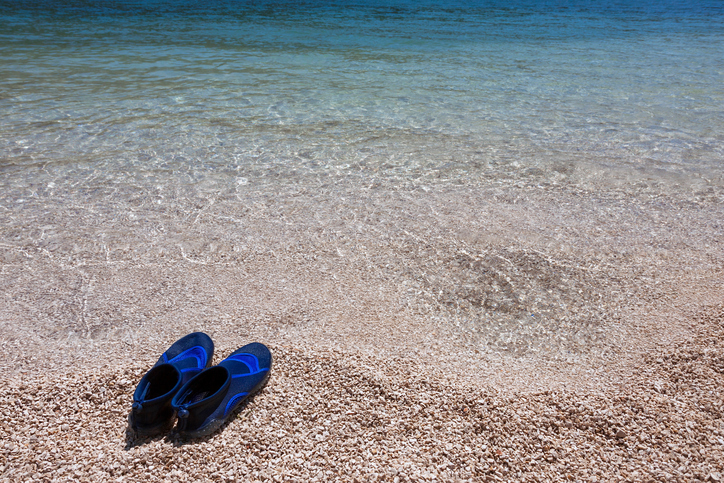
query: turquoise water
[{"left": 2, "top": 0, "right": 723, "bottom": 195}]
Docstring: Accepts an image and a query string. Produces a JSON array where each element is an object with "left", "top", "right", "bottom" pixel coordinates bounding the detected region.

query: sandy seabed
[{"left": 1, "top": 178, "right": 723, "bottom": 482}]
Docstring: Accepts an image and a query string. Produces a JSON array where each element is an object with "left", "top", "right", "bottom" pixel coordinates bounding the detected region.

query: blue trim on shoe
[
  {"left": 166, "top": 345, "right": 209, "bottom": 369},
  {"left": 180, "top": 367, "right": 203, "bottom": 374},
  {"left": 226, "top": 353, "right": 262, "bottom": 372},
  {"left": 231, "top": 369, "right": 269, "bottom": 379},
  {"left": 224, "top": 392, "right": 249, "bottom": 416}
]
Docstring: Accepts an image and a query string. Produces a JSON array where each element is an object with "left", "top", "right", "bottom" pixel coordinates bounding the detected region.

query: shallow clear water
[
  {"left": 2, "top": 0, "right": 723, "bottom": 195},
  {"left": 1, "top": 1, "right": 723, "bottom": 369}
]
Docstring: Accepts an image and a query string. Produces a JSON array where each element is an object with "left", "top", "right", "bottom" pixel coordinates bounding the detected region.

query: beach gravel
[{"left": 1, "top": 303, "right": 722, "bottom": 482}]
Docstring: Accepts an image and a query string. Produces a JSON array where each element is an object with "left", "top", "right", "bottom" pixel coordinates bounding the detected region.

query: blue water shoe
[
  {"left": 171, "top": 342, "right": 272, "bottom": 438},
  {"left": 129, "top": 332, "right": 214, "bottom": 437}
]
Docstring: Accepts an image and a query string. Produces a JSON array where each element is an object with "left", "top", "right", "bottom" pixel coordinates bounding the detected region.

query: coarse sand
[
  {"left": 2, "top": 302, "right": 723, "bottom": 482},
  {"left": 1, "top": 182, "right": 723, "bottom": 482}
]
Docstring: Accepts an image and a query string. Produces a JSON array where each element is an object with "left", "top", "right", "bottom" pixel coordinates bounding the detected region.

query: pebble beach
[
  {"left": 2, "top": 303, "right": 724, "bottom": 482},
  {"left": 2, "top": 1, "right": 724, "bottom": 481}
]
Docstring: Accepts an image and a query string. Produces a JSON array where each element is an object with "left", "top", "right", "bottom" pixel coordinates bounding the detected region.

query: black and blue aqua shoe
[
  {"left": 129, "top": 332, "right": 214, "bottom": 437},
  {"left": 171, "top": 342, "right": 272, "bottom": 438}
]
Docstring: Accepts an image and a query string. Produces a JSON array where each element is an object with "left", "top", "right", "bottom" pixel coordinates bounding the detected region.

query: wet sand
[{"left": 1, "top": 180, "right": 723, "bottom": 481}]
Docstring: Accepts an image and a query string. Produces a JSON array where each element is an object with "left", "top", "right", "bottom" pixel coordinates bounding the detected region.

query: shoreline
[{"left": 2, "top": 181, "right": 723, "bottom": 481}]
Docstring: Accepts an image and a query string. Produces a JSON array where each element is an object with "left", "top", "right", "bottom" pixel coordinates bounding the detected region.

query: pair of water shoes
[{"left": 128, "top": 332, "right": 271, "bottom": 439}]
